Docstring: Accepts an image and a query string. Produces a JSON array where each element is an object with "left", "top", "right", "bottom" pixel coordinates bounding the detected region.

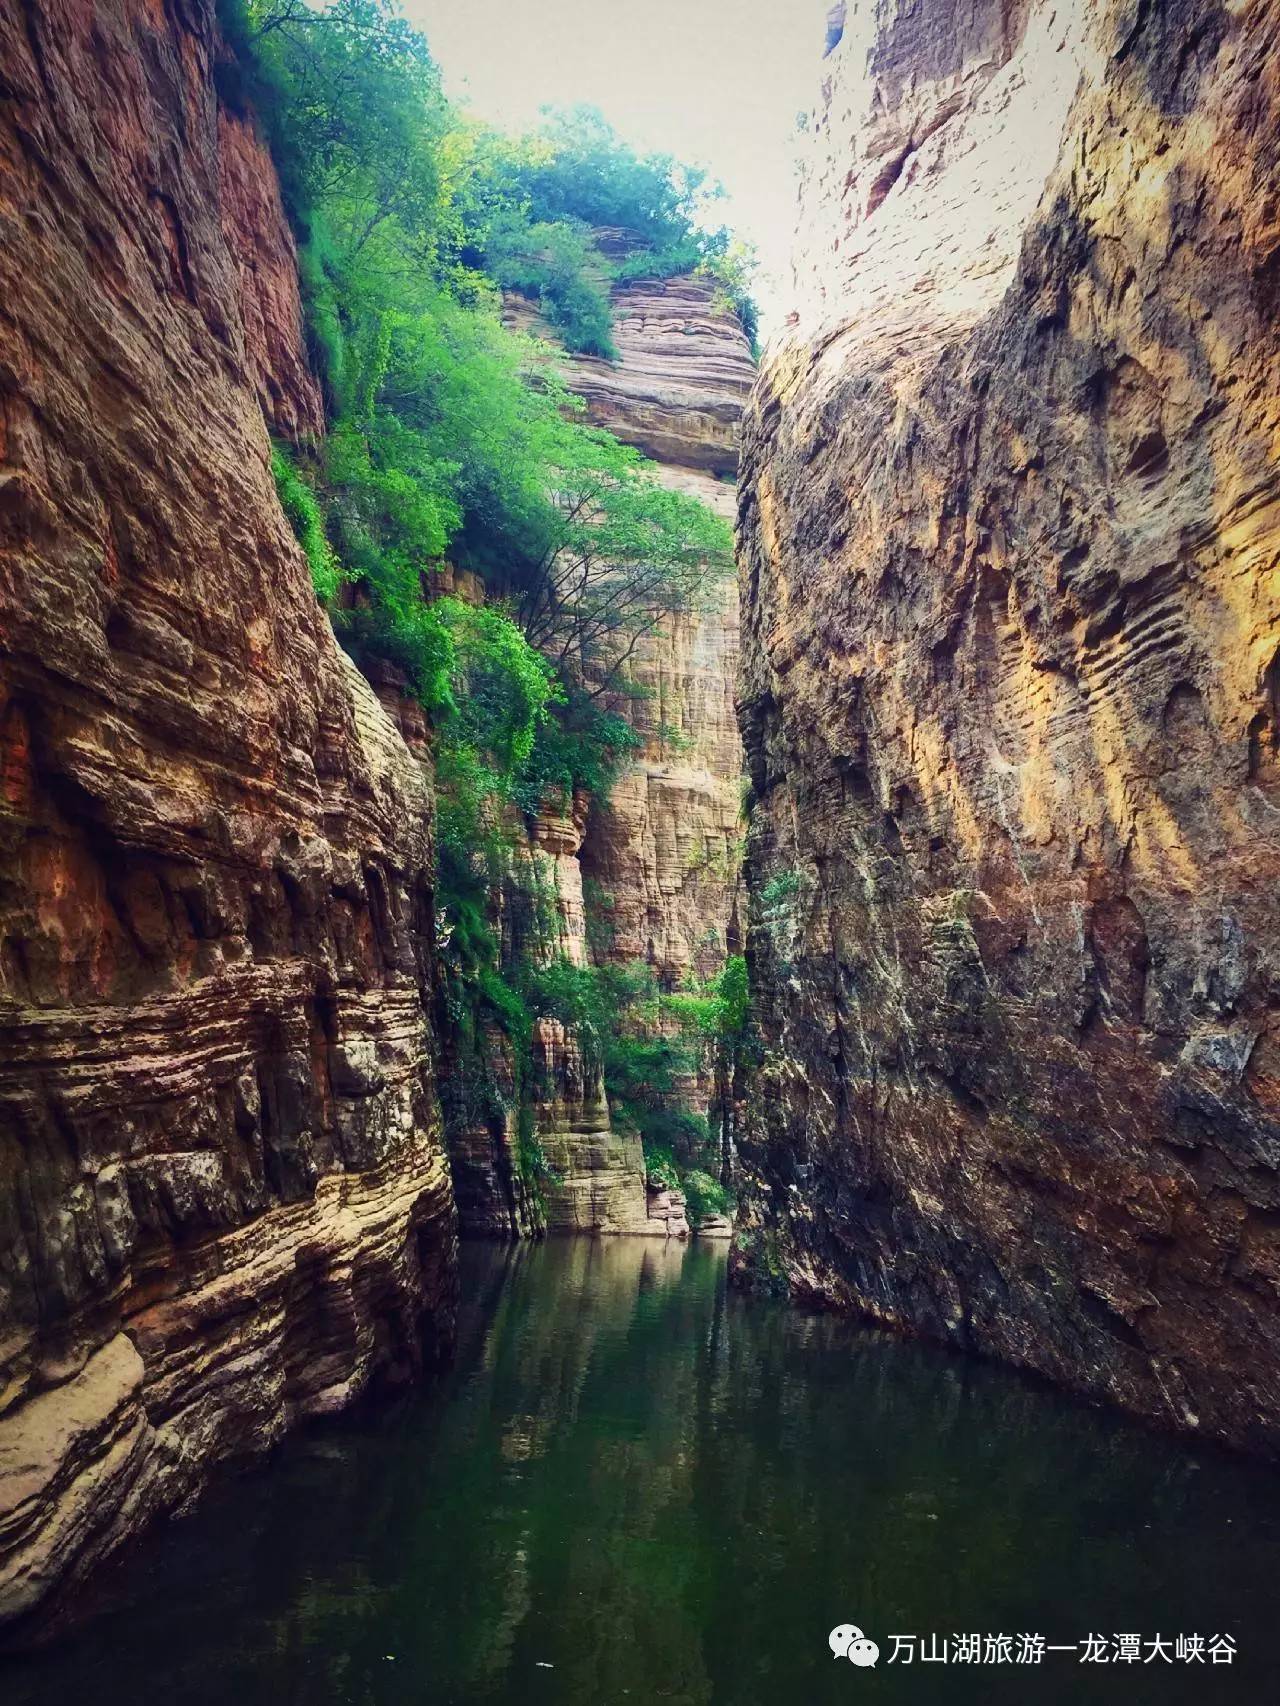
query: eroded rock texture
[
  {"left": 0, "top": 0, "right": 455, "bottom": 1628},
  {"left": 508, "top": 243, "right": 753, "bottom": 1003},
  {"left": 735, "top": 0, "right": 1280, "bottom": 1451},
  {"left": 449, "top": 254, "right": 753, "bottom": 1239}
]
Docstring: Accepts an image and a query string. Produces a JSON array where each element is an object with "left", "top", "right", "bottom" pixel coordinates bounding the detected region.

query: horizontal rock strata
[
  {"left": 0, "top": 0, "right": 455, "bottom": 1628},
  {"left": 734, "top": 0, "right": 1280, "bottom": 1452},
  {"left": 448, "top": 248, "right": 754, "bottom": 1238}
]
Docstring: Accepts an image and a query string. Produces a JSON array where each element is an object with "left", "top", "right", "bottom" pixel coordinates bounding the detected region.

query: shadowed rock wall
[
  {"left": 0, "top": 0, "right": 455, "bottom": 1627},
  {"left": 735, "top": 0, "right": 1280, "bottom": 1452}
]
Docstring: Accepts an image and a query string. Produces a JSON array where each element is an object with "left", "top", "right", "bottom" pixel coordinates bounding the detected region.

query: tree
[
  {"left": 236, "top": 0, "right": 449, "bottom": 255},
  {"left": 514, "top": 431, "right": 734, "bottom": 695}
]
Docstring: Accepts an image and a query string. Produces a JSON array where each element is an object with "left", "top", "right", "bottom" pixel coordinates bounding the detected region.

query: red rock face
[
  {"left": 0, "top": 0, "right": 455, "bottom": 1628},
  {"left": 735, "top": 0, "right": 1280, "bottom": 1452}
]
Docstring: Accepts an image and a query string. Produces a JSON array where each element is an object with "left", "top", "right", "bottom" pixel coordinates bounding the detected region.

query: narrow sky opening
[{"left": 409, "top": 0, "right": 830, "bottom": 335}]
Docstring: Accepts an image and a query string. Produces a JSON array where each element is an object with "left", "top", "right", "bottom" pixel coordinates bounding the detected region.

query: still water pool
[{"left": 7, "top": 1237, "right": 1280, "bottom": 1705}]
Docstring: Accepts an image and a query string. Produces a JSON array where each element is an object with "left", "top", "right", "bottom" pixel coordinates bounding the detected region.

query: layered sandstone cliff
[
  {"left": 735, "top": 0, "right": 1280, "bottom": 1452},
  {"left": 0, "top": 0, "right": 455, "bottom": 1628},
  {"left": 460, "top": 254, "right": 753, "bottom": 1236},
  {"left": 506, "top": 246, "right": 751, "bottom": 999},
  {"left": 573, "top": 273, "right": 750, "bottom": 1189}
]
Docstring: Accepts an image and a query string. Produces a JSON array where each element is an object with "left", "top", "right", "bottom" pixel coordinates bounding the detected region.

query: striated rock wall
[
  {"left": 527, "top": 229, "right": 753, "bottom": 475},
  {"left": 461, "top": 252, "right": 753, "bottom": 1236},
  {"left": 572, "top": 263, "right": 751, "bottom": 1192},
  {"left": 735, "top": 0, "right": 1280, "bottom": 1452},
  {"left": 508, "top": 245, "right": 753, "bottom": 1001},
  {"left": 578, "top": 476, "right": 745, "bottom": 995},
  {"left": 0, "top": 0, "right": 455, "bottom": 1628},
  {"left": 516, "top": 804, "right": 654, "bottom": 1233}
]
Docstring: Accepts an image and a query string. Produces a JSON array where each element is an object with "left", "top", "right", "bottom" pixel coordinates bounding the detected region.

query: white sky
[{"left": 406, "top": 0, "right": 832, "bottom": 336}]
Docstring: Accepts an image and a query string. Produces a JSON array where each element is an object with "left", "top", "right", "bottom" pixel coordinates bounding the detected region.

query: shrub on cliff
[
  {"left": 270, "top": 445, "right": 340, "bottom": 600},
  {"left": 681, "top": 1169, "right": 733, "bottom": 1224},
  {"left": 229, "top": 0, "right": 744, "bottom": 1148}
]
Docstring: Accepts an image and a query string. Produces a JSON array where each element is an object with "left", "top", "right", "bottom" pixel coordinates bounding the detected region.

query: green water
[{"left": 7, "top": 1237, "right": 1280, "bottom": 1704}]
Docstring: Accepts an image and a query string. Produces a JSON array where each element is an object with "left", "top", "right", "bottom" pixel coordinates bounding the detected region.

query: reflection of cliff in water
[{"left": 9, "top": 1239, "right": 1280, "bottom": 1705}]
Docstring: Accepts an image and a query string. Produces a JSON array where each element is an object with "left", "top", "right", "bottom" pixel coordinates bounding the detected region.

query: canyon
[
  {"left": 734, "top": 0, "right": 1280, "bottom": 1454},
  {"left": 0, "top": 0, "right": 750, "bottom": 1632},
  {"left": 4, "top": 0, "right": 1280, "bottom": 1661}
]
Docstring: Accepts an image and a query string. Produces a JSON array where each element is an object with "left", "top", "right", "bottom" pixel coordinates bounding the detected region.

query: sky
[{"left": 406, "top": 0, "right": 832, "bottom": 336}]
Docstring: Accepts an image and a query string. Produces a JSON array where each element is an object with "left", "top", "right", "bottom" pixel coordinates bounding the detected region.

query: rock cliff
[
  {"left": 506, "top": 247, "right": 751, "bottom": 999},
  {"left": 501, "top": 252, "right": 747, "bottom": 1235},
  {"left": 0, "top": 0, "right": 455, "bottom": 1629},
  {"left": 563, "top": 253, "right": 749, "bottom": 983},
  {"left": 462, "top": 252, "right": 753, "bottom": 1237},
  {"left": 573, "top": 270, "right": 750, "bottom": 1189},
  {"left": 735, "top": 0, "right": 1280, "bottom": 1452}
]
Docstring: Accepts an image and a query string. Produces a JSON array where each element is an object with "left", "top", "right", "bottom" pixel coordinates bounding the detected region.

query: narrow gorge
[{"left": 3, "top": 0, "right": 1280, "bottom": 1697}]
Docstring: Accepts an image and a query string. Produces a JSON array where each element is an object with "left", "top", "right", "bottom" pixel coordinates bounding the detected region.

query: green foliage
[
  {"left": 760, "top": 868, "right": 806, "bottom": 912},
  {"left": 271, "top": 443, "right": 341, "bottom": 599},
  {"left": 235, "top": 0, "right": 448, "bottom": 251},
  {"left": 525, "top": 958, "right": 604, "bottom": 1053},
  {"left": 514, "top": 429, "right": 734, "bottom": 680},
  {"left": 516, "top": 1103, "right": 555, "bottom": 1201},
  {"left": 611, "top": 239, "right": 705, "bottom": 286},
  {"left": 515, "top": 106, "right": 715, "bottom": 252},
  {"left": 234, "top": 1, "right": 736, "bottom": 707},
  {"left": 512, "top": 693, "right": 642, "bottom": 815},
  {"left": 444, "top": 598, "right": 562, "bottom": 770},
  {"left": 714, "top": 955, "right": 750, "bottom": 1041},
  {"left": 433, "top": 601, "right": 561, "bottom": 988},
  {"left": 582, "top": 878, "right": 617, "bottom": 961},
  {"left": 696, "top": 241, "right": 761, "bottom": 356},
  {"left": 640, "top": 1148, "right": 733, "bottom": 1226},
  {"left": 483, "top": 211, "right": 617, "bottom": 358},
  {"left": 521, "top": 951, "right": 743, "bottom": 1219},
  {"left": 643, "top": 1146, "right": 681, "bottom": 1192},
  {"left": 444, "top": 104, "right": 758, "bottom": 363},
  {"left": 681, "top": 1168, "right": 733, "bottom": 1223},
  {"left": 229, "top": 0, "right": 753, "bottom": 1187}
]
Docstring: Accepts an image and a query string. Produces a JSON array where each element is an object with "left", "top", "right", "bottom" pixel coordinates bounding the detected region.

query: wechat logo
[{"left": 830, "top": 1623, "right": 880, "bottom": 1668}]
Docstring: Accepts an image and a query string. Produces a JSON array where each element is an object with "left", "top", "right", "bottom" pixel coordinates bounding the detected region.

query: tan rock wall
[
  {"left": 570, "top": 275, "right": 750, "bottom": 1178},
  {"left": 0, "top": 0, "right": 454, "bottom": 1626},
  {"left": 507, "top": 247, "right": 752, "bottom": 999},
  {"left": 484, "top": 256, "right": 753, "bottom": 1231},
  {"left": 551, "top": 260, "right": 750, "bottom": 997},
  {"left": 520, "top": 807, "right": 653, "bottom": 1230},
  {"left": 735, "top": 0, "right": 1280, "bottom": 1452}
]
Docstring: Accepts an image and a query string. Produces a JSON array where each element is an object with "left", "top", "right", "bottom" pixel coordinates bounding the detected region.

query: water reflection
[{"left": 5, "top": 1237, "right": 1279, "bottom": 1705}]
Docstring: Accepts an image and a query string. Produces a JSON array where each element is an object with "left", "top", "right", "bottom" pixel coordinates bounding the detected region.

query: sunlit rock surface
[
  {"left": 0, "top": 0, "right": 456, "bottom": 1627},
  {"left": 735, "top": 0, "right": 1280, "bottom": 1452}
]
